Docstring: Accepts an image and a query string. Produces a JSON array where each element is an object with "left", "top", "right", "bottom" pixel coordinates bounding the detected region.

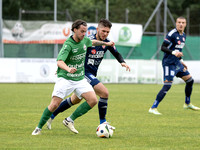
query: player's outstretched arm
[{"left": 92, "top": 40, "right": 115, "bottom": 47}]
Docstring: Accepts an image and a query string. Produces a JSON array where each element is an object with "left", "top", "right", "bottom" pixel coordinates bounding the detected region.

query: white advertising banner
[
  {"left": 0, "top": 58, "right": 17, "bottom": 82},
  {"left": 97, "top": 60, "right": 163, "bottom": 84},
  {"left": 16, "top": 59, "right": 57, "bottom": 83},
  {"left": 87, "top": 23, "right": 143, "bottom": 47},
  {"left": 3, "top": 21, "right": 72, "bottom": 44},
  {"left": 0, "top": 58, "right": 57, "bottom": 83},
  {"left": 0, "top": 59, "right": 199, "bottom": 83},
  {"left": 3, "top": 20, "right": 142, "bottom": 46}
]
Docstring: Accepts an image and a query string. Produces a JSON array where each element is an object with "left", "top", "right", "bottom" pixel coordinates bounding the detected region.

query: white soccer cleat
[
  {"left": 47, "top": 118, "right": 53, "bottom": 130},
  {"left": 32, "top": 127, "right": 41, "bottom": 135},
  {"left": 149, "top": 108, "right": 162, "bottom": 115},
  {"left": 102, "top": 121, "right": 116, "bottom": 130},
  {"left": 63, "top": 118, "right": 78, "bottom": 134},
  {"left": 183, "top": 103, "right": 200, "bottom": 111}
]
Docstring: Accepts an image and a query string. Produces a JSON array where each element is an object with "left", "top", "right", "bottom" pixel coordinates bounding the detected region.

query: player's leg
[
  {"left": 47, "top": 94, "right": 82, "bottom": 129},
  {"left": 149, "top": 65, "right": 174, "bottom": 115},
  {"left": 85, "top": 73, "right": 109, "bottom": 124},
  {"left": 52, "top": 94, "right": 81, "bottom": 119},
  {"left": 63, "top": 91, "right": 97, "bottom": 134},
  {"left": 63, "top": 79, "right": 97, "bottom": 134},
  {"left": 94, "top": 83, "right": 109, "bottom": 124},
  {"left": 179, "top": 72, "right": 200, "bottom": 110},
  {"left": 94, "top": 83, "right": 115, "bottom": 129},
  {"left": 32, "top": 96, "right": 63, "bottom": 135},
  {"left": 182, "top": 74, "right": 193, "bottom": 104},
  {"left": 149, "top": 81, "right": 172, "bottom": 114},
  {"left": 32, "top": 77, "right": 74, "bottom": 135}
]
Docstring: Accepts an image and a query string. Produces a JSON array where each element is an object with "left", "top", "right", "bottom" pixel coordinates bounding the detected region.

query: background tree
[{"left": 2, "top": 0, "right": 200, "bottom": 35}]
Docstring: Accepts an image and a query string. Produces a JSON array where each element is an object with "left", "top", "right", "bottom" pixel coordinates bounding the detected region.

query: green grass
[{"left": 0, "top": 83, "right": 200, "bottom": 150}]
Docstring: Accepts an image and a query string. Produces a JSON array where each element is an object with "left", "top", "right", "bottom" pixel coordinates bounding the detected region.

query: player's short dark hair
[
  {"left": 71, "top": 19, "right": 87, "bottom": 32},
  {"left": 176, "top": 16, "right": 186, "bottom": 21},
  {"left": 98, "top": 18, "right": 112, "bottom": 28}
]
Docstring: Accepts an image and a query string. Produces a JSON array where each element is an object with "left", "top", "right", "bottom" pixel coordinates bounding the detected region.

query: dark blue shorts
[
  {"left": 163, "top": 62, "right": 190, "bottom": 81},
  {"left": 85, "top": 72, "right": 100, "bottom": 87}
]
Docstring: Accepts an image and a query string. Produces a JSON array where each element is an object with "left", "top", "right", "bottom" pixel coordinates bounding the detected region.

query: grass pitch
[{"left": 0, "top": 83, "right": 200, "bottom": 150}]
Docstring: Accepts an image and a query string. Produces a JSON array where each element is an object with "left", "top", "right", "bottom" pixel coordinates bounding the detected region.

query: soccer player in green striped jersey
[{"left": 32, "top": 19, "right": 114, "bottom": 135}]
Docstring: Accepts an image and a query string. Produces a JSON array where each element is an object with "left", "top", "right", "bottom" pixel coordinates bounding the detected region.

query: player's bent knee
[
  {"left": 182, "top": 75, "right": 192, "bottom": 81},
  {"left": 48, "top": 103, "right": 60, "bottom": 112},
  {"left": 71, "top": 97, "right": 82, "bottom": 104},
  {"left": 87, "top": 97, "right": 98, "bottom": 108},
  {"left": 101, "top": 91, "right": 109, "bottom": 98},
  {"left": 82, "top": 91, "right": 98, "bottom": 107},
  {"left": 185, "top": 77, "right": 194, "bottom": 86},
  {"left": 49, "top": 96, "right": 63, "bottom": 111},
  {"left": 163, "top": 82, "right": 172, "bottom": 92}
]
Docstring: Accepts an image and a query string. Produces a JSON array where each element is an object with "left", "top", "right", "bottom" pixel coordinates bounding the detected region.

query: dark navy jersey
[
  {"left": 85, "top": 34, "right": 125, "bottom": 76},
  {"left": 162, "top": 28, "right": 186, "bottom": 65}
]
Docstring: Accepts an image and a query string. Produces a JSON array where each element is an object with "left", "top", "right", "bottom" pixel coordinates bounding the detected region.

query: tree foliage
[{"left": 2, "top": 0, "right": 200, "bottom": 35}]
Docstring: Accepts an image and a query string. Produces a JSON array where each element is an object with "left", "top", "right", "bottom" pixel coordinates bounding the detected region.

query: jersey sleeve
[
  {"left": 108, "top": 46, "right": 125, "bottom": 63},
  {"left": 164, "top": 30, "right": 175, "bottom": 45},
  {"left": 164, "top": 34, "right": 173, "bottom": 45},
  {"left": 161, "top": 42, "right": 172, "bottom": 54},
  {"left": 85, "top": 37, "right": 93, "bottom": 48},
  {"left": 57, "top": 43, "right": 71, "bottom": 61}
]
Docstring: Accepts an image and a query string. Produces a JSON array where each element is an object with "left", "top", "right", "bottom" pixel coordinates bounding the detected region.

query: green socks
[
  {"left": 37, "top": 107, "right": 53, "bottom": 129},
  {"left": 70, "top": 101, "right": 92, "bottom": 121}
]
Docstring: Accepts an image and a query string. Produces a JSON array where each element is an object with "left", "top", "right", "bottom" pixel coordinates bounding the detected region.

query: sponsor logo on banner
[
  {"left": 40, "top": 64, "right": 50, "bottom": 78},
  {"left": 86, "top": 26, "right": 97, "bottom": 36},
  {"left": 62, "top": 27, "right": 70, "bottom": 37},
  {"left": 118, "top": 27, "right": 132, "bottom": 42},
  {"left": 11, "top": 22, "right": 25, "bottom": 40}
]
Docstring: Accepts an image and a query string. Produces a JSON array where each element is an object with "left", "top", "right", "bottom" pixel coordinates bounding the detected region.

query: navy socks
[
  {"left": 51, "top": 97, "right": 73, "bottom": 119},
  {"left": 151, "top": 82, "right": 172, "bottom": 108},
  {"left": 98, "top": 97, "right": 108, "bottom": 124},
  {"left": 185, "top": 77, "right": 194, "bottom": 104}
]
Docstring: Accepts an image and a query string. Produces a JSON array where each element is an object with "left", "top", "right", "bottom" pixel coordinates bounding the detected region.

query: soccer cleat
[
  {"left": 183, "top": 103, "right": 200, "bottom": 111},
  {"left": 63, "top": 118, "right": 78, "bottom": 134},
  {"left": 32, "top": 127, "right": 41, "bottom": 135},
  {"left": 102, "top": 121, "right": 116, "bottom": 130},
  {"left": 47, "top": 118, "right": 53, "bottom": 130},
  {"left": 149, "top": 108, "right": 162, "bottom": 115}
]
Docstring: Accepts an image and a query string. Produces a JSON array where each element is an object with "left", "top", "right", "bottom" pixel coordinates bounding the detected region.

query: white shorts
[{"left": 52, "top": 77, "right": 94, "bottom": 99}]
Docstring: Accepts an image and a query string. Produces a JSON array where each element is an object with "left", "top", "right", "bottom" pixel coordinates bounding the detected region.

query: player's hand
[
  {"left": 68, "top": 67, "right": 77, "bottom": 73},
  {"left": 181, "top": 62, "right": 188, "bottom": 70},
  {"left": 121, "top": 63, "right": 131, "bottom": 72},
  {"left": 174, "top": 52, "right": 183, "bottom": 58},
  {"left": 106, "top": 41, "right": 115, "bottom": 47}
]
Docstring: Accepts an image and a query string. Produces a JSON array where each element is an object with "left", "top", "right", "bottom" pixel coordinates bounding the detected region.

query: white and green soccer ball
[{"left": 96, "top": 124, "right": 114, "bottom": 138}]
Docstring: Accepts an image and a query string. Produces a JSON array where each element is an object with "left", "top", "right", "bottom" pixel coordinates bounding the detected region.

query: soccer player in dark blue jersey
[
  {"left": 47, "top": 19, "right": 130, "bottom": 129},
  {"left": 149, "top": 16, "right": 200, "bottom": 115}
]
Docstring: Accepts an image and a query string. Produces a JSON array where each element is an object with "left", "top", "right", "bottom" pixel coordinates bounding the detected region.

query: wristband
[
  {"left": 172, "top": 51, "right": 176, "bottom": 55},
  {"left": 180, "top": 59, "right": 184, "bottom": 63}
]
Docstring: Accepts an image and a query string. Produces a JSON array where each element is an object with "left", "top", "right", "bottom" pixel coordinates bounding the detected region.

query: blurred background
[{"left": 0, "top": 0, "right": 199, "bottom": 83}]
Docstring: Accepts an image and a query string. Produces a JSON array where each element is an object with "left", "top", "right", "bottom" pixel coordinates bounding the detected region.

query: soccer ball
[{"left": 96, "top": 124, "right": 114, "bottom": 138}]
